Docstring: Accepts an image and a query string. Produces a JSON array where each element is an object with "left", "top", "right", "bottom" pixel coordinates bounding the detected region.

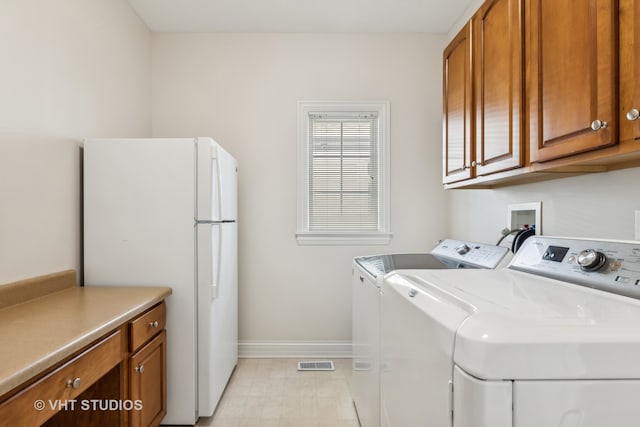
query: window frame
[{"left": 296, "top": 101, "right": 391, "bottom": 245}]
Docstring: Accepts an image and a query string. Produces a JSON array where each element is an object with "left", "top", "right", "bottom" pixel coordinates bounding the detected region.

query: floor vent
[{"left": 297, "top": 360, "right": 335, "bottom": 371}]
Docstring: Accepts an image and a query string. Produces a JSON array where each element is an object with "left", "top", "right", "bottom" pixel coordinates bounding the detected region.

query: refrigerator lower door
[{"left": 197, "top": 222, "right": 238, "bottom": 416}]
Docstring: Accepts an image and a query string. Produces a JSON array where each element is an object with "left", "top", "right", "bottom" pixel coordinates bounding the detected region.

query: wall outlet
[{"left": 635, "top": 211, "right": 640, "bottom": 241}]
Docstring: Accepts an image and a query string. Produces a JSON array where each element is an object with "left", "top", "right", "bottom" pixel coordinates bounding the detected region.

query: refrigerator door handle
[
  {"left": 196, "top": 219, "right": 235, "bottom": 224},
  {"left": 211, "top": 223, "right": 222, "bottom": 301}
]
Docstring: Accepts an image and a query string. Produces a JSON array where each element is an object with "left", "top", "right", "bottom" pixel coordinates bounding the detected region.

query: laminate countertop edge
[{"left": 0, "top": 286, "right": 172, "bottom": 399}]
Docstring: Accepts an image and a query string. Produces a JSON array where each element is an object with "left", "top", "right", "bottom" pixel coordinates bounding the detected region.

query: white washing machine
[
  {"left": 381, "top": 236, "right": 640, "bottom": 427},
  {"left": 352, "top": 239, "right": 511, "bottom": 427}
]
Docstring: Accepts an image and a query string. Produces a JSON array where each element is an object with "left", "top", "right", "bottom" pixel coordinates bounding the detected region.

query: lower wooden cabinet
[
  {"left": 129, "top": 331, "right": 167, "bottom": 427},
  {"left": 0, "top": 331, "right": 123, "bottom": 427},
  {"left": 0, "top": 302, "right": 167, "bottom": 427}
]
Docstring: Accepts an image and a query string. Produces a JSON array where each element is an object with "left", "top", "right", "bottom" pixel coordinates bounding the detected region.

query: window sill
[{"left": 296, "top": 232, "right": 392, "bottom": 246}]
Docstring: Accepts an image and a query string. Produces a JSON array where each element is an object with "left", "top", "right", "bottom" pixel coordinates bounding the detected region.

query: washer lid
[
  {"left": 394, "top": 268, "right": 640, "bottom": 380},
  {"left": 353, "top": 239, "right": 510, "bottom": 277},
  {"left": 354, "top": 253, "right": 476, "bottom": 278}
]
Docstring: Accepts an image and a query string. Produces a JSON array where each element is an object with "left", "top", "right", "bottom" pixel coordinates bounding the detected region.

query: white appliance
[
  {"left": 381, "top": 236, "right": 640, "bottom": 427},
  {"left": 351, "top": 240, "right": 510, "bottom": 427},
  {"left": 83, "top": 137, "right": 238, "bottom": 425}
]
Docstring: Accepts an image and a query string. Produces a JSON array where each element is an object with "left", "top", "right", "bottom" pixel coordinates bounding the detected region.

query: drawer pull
[
  {"left": 149, "top": 320, "right": 159, "bottom": 328},
  {"left": 66, "top": 378, "right": 81, "bottom": 389},
  {"left": 135, "top": 365, "right": 145, "bottom": 374},
  {"left": 590, "top": 119, "right": 608, "bottom": 131}
]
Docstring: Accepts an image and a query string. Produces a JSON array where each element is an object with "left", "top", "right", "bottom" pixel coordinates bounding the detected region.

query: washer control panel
[
  {"left": 432, "top": 239, "right": 510, "bottom": 269},
  {"left": 510, "top": 236, "right": 640, "bottom": 299}
]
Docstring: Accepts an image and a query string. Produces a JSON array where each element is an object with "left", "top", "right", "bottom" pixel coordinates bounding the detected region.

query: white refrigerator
[{"left": 83, "top": 137, "right": 238, "bottom": 425}]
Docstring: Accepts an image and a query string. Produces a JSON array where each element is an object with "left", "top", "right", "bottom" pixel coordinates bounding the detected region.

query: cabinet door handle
[
  {"left": 135, "top": 365, "right": 145, "bottom": 374},
  {"left": 626, "top": 109, "right": 640, "bottom": 121},
  {"left": 66, "top": 378, "right": 81, "bottom": 389},
  {"left": 149, "top": 320, "right": 159, "bottom": 328},
  {"left": 359, "top": 275, "right": 364, "bottom": 283},
  {"left": 591, "top": 119, "right": 608, "bottom": 131}
]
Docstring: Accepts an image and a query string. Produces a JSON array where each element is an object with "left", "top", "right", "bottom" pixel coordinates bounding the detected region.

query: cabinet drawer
[
  {"left": 0, "top": 330, "right": 122, "bottom": 427},
  {"left": 130, "top": 302, "right": 165, "bottom": 352}
]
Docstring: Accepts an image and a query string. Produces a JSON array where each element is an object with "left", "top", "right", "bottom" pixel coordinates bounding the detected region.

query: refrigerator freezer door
[
  {"left": 216, "top": 145, "right": 238, "bottom": 221},
  {"left": 197, "top": 222, "right": 238, "bottom": 416},
  {"left": 197, "top": 138, "right": 238, "bottom": 222}
]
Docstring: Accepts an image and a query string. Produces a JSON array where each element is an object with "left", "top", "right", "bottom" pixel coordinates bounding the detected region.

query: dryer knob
[
  {"left": 577, "top": 249, "right": 607, "bottom": 272},
  {"left": 456, "top": 244, "right": 471, "bottom": 255}
]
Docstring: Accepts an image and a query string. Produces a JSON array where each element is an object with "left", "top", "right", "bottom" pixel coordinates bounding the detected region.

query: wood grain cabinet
[
  {"left": 0, "top": 331, "right": 123, "bottom": 427},
  {"left": 0, "top": 301, "right": 167, "bottom": 427},
  {"left": 443, "top": 0, "right": 640, "bottom": 188},
  {"left": 442, "top": 0, "right": 524, "bottom": 186},
  {"left": 443, "top": 22, "right": 474, "bottom": 184},
  {"left": 473, "top": 0, "right": 524, "bottom": 175},
  {"left": 619, "top": 0, "right": 640, "bottom": 145},
  {"left": 128, "top": 303, "right": 167, "bottom": 427},
  {"left": 527, "top": 0, "right": 618, "bottom": 163}
]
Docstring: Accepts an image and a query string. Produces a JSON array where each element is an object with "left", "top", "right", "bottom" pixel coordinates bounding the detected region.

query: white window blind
[
  {"left": 297, "top": 101, "right": 391, "bottom": 245},
  {"left": 308, "top": 113, "right": 379, "bottom": 231}
]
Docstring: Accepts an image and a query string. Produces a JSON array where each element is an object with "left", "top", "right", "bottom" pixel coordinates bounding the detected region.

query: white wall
[
  {"left": 449, "top": 168, "right": 640, "bottom": 244},
  {"left": 0, "top": 0, "right": 151, "bottom": 284},
  {"left": 151, "top": 33, "right": 449, "bottom": 345}
]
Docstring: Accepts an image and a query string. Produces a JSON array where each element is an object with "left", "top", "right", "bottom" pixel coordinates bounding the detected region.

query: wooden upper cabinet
[
  {"left": 620, "top": 0, "right": 640, "bottom": 143},
  {"left": 443, "top": 22, "right": 474, "bottom": 184},
  {"left": 473, "top": 0, "right": 524, "bottom": 175},
  {"left": 527, "top": 0, "right": 618, "bottom": 163}
]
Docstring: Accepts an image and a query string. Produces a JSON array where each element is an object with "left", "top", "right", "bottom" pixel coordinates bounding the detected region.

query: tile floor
[{"left": 196, "top": 358, "right": 360, "bottom": 427}]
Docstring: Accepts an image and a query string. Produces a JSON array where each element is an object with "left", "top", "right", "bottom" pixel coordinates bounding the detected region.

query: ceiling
[{"left": 126, "top": 0, "right": 474, "bottom": 33}]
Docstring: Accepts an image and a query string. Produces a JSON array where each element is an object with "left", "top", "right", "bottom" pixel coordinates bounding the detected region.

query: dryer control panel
[
  {"left": 432, "top": 239, "right": 511, "bottom": 269},
  {"left": 510, "top": 236, "right": 640, "bottom": 299}
]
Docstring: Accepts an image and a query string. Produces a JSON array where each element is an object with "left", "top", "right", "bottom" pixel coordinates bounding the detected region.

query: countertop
[{"left": 0, "top": 285, "right": 171, "bottom": 398}]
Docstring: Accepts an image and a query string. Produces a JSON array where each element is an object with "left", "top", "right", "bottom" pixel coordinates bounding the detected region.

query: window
[{"left": 297, "top": 101, "right": 391, "bottom": 245}]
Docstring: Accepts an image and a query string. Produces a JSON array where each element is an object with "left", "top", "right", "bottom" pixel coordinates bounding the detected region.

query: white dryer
[
  {"left": 352, "top": 239, "right": 511, "bottom": 427},
  {"left": 381, "top": 236, "right": 640, "bottom": 427}
]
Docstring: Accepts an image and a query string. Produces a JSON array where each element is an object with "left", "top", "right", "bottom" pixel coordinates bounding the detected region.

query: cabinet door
[
  {"left": 443, "top": 22, "right": 474, "bottom": 183},
  {"left": 527, "top": 0, "right": 617, "bottom": 163},
  {"left": 474, "top": 0, "right": 524, "bottom": 175},
  {"left": 130, "top": 331, "right": 166, "bottom": 427},
  {"left": 620, "top": 0, "right": 640, "bottom": 143}
]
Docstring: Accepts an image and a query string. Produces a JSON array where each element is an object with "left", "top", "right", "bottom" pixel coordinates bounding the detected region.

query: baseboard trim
[{"left": 239, "top": 340, "right": 352, "bottom": 359}]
